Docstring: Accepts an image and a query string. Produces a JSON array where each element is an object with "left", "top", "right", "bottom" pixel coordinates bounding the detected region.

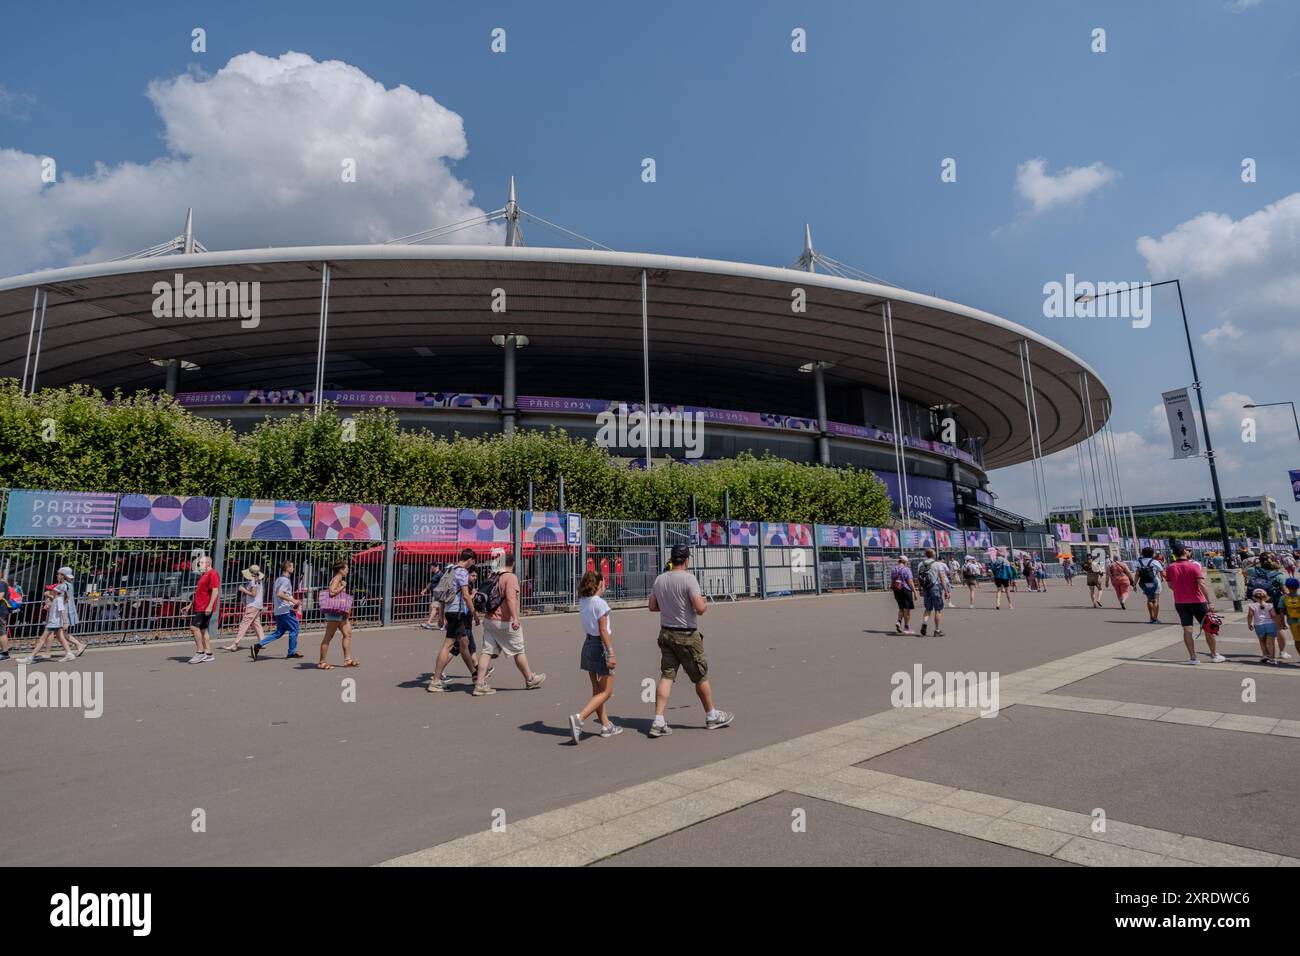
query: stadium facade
[{"left": 0, "top": 186, "right": 1110, "bottom": 532}]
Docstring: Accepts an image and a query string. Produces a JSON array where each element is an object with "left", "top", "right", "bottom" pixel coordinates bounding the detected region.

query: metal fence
[
  {"left": 585, "top": 519, "right": 659, "bottom": 606},
  {"left": 818, "top": 546, "right": 864, "bottom": 592},
  {"left": 223, "top": 540, "right": 386, "bottom": 632},
  {"left": 0, "top": 536, "right": 211, "bottom": 645},
  {"left": 0, "top": 488, "right": 1071, "bottom": 649}
]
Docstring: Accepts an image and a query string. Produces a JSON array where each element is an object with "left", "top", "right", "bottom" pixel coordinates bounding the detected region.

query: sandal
[
  {"left": 318, "top": 662, "right": 336, "bottom": 670},
  {"left": 343, "top": 659, "right": 360, "bottom": 667}
]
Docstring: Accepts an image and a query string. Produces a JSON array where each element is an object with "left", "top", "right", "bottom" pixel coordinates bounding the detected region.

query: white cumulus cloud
[
  {"left": 1014, "top": 157, "right": 1118, "bottom": 215},
  {"left": 0, "top": 51, "right": 502, "bottom": 277},
  {"left": 1136, "top": 193, "right": 1300, "bottom": 371}
]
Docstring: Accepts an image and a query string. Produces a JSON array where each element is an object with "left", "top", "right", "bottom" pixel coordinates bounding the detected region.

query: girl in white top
[
  {"left": 568, "top": 571, "right": 622, "bottom": 743},
  {"left": 226, "top": 566, "right": 267, "bottom": 652}
]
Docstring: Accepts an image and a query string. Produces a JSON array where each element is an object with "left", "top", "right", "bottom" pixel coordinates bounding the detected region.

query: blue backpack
[{"left": 2, "top": 581, "right": 22, "bottom": 612}]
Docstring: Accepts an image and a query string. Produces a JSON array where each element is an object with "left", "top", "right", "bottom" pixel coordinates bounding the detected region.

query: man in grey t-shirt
[{"left": 646, "top": 544, "right": 734, "bottom": 736}]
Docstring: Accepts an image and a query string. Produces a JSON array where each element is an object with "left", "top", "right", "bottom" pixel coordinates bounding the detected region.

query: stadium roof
[{"left": 0, "top": 244, "right": 1108, "bottom": 470}]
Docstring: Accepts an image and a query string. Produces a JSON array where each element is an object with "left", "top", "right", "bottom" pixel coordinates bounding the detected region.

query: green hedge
[{"left": 0, "top": 381, "right": 893, "bottom": 524}]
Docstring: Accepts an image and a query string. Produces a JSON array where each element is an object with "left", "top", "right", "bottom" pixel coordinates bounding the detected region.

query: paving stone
[
  {"left": 487, "top": 837, "right": 597, "bottom": 867},
  {"left": 902, "top": 803, "right": 996, "bottom": 838},
  {"left": 979, "top": 818, "right": 1074, "bottom": 856},
  {"left": 1169, "top": 836, "right": 1283, "bottom": 867},
  {"left": 1210, "top": 713, "right": 1280, "bottom": 734},
  {"left": 1107, "top": 702, "right": 1173, "bottom": 720},
  {"left": 938, "top": 789, "right": 1023, "bottom": 818},
  {"left": 1054, "top": 837, "right": 1167, "bottom": 867},
  {"left": 1155, "top": 707, "right": 1225, "bottom": 727}
]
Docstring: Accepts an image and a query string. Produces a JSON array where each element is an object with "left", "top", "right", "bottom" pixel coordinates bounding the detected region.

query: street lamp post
[
  {"left": 1077, "top": 278, "right": 1239, "bottom": 606},
  {"left": 1243, "top": 401, "right": 1299, "bottom": 547},
  {"left": 1242, "top": 401, "right": 1300, "bottom": 445}
]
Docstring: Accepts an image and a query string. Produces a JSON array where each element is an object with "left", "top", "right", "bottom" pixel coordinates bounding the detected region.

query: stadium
[{"left": 0, "top": 183, "right": 1109, "bottom": 532}]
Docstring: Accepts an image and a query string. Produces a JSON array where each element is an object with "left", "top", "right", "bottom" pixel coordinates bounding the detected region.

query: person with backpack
[
  {"left": 427, "top": 549, "right": 482, "bottom": 692},
  {"left": 917, "top": 548, "right": 950, "bottom": 637},
  {"left": 1247, "top": 554, "right": 1285, "bottom": 611},
  {"left": 1134, "top": 546, "right": 1164, "bottom": 624},
  {"left": 890, "top": 554, "right": 916, "bottom": 634},
  {"left": 990, "top": 551, "right": 1014, "bottom": 610},
  {"left": 1107, "top": 556, "right": 1133, "bottom": 610},
  {"left": 472, "top": 552, "right": 545, "bottom": 696}
]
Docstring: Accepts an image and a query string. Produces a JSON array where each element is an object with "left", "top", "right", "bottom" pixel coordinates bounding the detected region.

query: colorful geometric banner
[
  {"left": 116, "top": 494, "right": 213, "bottom": 538},
  {"left": 729, "top": 521, "right": 759, "bottom": 546},
  {"left": 522, "top": 511, "right": 567, "bottom": 545},
  {"left": 230, "top": 499, "right": 312, "bottom": 541},
  {"left": 458, "top": 509, "right": 512, "bottom": 543},
  {"left": 862, "top": 527, "right": 901, "bottom": 549},
  {"left": 762, "top": 523, "right": 813, "bottom": 547},
  {"left": 313, "top": 502, "right": 383, "bottom": 541},
  {"left": 3, "top": 489, "right": 117, "bottom": 538},
  {"left": 816, "top": 525, "right": 861, "bottom": 548},
  {"left": 1054, "top": 523, "right": 1073, "bottom": 543}
]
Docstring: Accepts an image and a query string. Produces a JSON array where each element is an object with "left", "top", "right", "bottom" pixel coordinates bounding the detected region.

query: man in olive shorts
[{"left": 646, "top": 544, "right": 734, "bottom": 737}]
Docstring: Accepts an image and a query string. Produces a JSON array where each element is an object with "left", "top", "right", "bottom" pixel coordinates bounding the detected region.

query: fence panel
[
  {"left": 0, "top": 537, "right": 216, "bottom": 647},
  {"left": 761, "top": 523, "right": 817, "bottom": 596},
  {"left": 390, "top": 541, "right": 513, "bottom": 625},
  {"left": 222, "top": 540, "right": 386, "bottom": 632},
  {"left": 519, "top": 512, "right": 579, "bottom": 614},
  {"left": 585, "top": 519, "right": 658, "bottom": 606}
]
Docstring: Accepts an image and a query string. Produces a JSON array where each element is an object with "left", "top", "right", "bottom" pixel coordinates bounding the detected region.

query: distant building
[{"left": 1051, "top": 495, "right": 1289, "bottom": 544}]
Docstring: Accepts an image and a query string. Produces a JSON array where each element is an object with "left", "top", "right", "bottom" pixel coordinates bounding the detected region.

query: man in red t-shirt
[
  {"left": 1164, "top": 544, "right": 1225, "bottom": 665},
  {"left": 188, "top": 555, "right": 221, "bottom": 663}
]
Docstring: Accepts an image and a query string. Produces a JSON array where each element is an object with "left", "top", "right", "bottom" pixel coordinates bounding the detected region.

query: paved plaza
[{"left": 3, "top": 582, "right": 1297, "bottom": 867}]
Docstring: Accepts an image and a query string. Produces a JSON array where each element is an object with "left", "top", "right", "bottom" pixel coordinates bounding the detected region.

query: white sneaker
[
  {"left": 202, "top": 653, "right": 215, "bottom": 662},
  {"left": 1186, "top": 657, "right": 1200, "bottom": 665},
  {"left": 1208, "top": 654, "right": 1226, "bottom": 663},
  {"left": 568, "top": 714, "right": 584, "bottom": 744},
  {"left": 599, "top": 723, "right": 624, "bottom": 738},
  {"left": 188, "top": 653, "right": 205, "bottom": 664},
  {"left": 60, "top": 653, "right": 75, "bottom": 662}
]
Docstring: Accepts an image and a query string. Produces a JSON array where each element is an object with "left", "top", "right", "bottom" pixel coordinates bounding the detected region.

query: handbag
[{"left": 319, "top": 587, "right": 353, "bottom": 614}]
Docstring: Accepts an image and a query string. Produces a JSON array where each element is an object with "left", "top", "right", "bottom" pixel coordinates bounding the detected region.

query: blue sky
[{"left": 3, "top": 0, "right": 1298, "bottom": 520}]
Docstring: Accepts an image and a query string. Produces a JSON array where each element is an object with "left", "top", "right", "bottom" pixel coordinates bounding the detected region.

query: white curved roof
[{"left": 0, "top": 244, "right": 1108, "bottom": 469}]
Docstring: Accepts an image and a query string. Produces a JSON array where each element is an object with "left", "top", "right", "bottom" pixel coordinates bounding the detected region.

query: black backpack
[
  {"left": 1137, "top": 559, "right": 1158, "bottom": 586},
  {"left": 473, "top": 571, "right": 505, "bottom": 615}
]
